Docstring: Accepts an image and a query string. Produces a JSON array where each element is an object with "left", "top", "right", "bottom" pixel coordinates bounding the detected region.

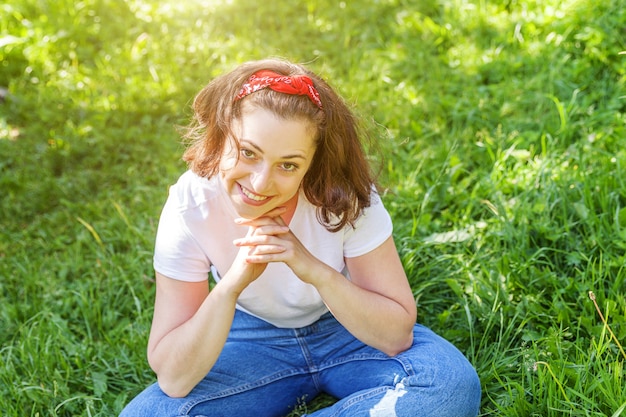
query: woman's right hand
[{"left": 221, "top": 206, "right": 290, "bottom": 296}]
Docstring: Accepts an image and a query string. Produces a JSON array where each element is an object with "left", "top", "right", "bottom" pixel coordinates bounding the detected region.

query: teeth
[{"left": 241, "top": 186, "right": 268, "bottom": 201}]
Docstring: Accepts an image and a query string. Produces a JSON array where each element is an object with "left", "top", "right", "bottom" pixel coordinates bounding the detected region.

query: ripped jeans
[{"left": 120, "top": 310, "right": 481, "bottom": 417}]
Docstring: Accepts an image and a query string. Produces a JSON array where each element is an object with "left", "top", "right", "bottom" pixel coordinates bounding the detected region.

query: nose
[{"left": 250, "top": 164, "right": 273, "bottom": 193}]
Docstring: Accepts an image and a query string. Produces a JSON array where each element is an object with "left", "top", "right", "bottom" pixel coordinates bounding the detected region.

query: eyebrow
[{"left": 241, "top": 140, "right": 308, "bottom": 160}]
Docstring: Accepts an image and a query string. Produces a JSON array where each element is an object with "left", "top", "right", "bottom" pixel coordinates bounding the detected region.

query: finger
[
  {"left": 245, "top": 251, "right": 287, "bottom": 264},
  {"left": 253, "top": 224, "right": 290, "bottom": 236},
  {"left": 263, "top": 206, "right": 288, "bottom": 218},
  {"left": 271, "top": 215, "right": 287, "bottom": 227},
  {"left": 235, "top": 216, "right": 282, "bottom": 227},
  {"left": 247, "top": 244, "right": 286, "bottom": 256},
  {"left": 239, "top": 225, "right": 290, "bottom": 241},
  {"left": 234, "top": 233, "right": 286, "bottom": 247}
]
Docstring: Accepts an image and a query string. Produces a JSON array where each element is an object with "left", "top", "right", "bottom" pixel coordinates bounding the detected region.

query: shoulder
[
  {"left": 165, "top": 171, "right": 223, "bottom": 213},
  {"left": 355, "top": 189, "right": 392, "bottom": 227},
  {"left": 154, "top": 172, "right": 225, "bottom": 282},
  {"left": 342, "top": 190, "right": 393, "bottom": 257}
]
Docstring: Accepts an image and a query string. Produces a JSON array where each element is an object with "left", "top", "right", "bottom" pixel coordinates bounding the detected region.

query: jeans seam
[
  {"left": 318, "top": 354, "right": 415, "bottom": 377},
  {"left": 179, "top": 367, "right": 310, "bottom": 414},
  {"left": 295, "top": 330, "right": 322, "bottom": 392}
]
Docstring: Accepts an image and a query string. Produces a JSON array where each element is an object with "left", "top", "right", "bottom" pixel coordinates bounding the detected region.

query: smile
[{"left": 239, "top": 184, "right": 270, "bottom": 202}]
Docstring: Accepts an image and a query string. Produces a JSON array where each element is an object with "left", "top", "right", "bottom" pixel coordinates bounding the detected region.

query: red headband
[{"left": 235, "top": 70, "right": 323, "bottom": 110}]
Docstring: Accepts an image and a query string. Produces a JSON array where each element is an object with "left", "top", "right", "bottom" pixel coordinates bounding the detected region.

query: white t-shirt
[{"left": 153, "top": 170, "right": 393, "bottom": 328}]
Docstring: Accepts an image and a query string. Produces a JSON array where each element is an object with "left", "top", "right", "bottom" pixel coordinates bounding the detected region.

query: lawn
[{"left": 1, "top": 0, "right": 625, "bottom": 415}]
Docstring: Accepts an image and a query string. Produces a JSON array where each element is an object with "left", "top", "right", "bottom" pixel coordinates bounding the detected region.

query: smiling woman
[
  {"left": 119, "top": 58, "right": 480, "bottom": 417},
  {"left": 180, "top": 59, "right": 373, "bottom": 233}
]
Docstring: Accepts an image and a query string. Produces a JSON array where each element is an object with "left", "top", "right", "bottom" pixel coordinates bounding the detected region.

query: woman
[{"left": 120, "top": 58, "right": 481, "bottom": 416}]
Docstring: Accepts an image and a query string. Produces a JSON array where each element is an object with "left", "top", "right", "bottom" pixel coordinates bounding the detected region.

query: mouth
[{"left": 238, "top": 183, "right": 271, "bottom": 203}]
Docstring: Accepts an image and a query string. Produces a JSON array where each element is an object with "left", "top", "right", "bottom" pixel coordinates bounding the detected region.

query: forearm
[
  {"left": 314, "top": 265, "right": 416, "bottom": 356},
  {"left": 232, "top": 224, "right": 416, "bottom": 355},
  {"left": 147, "top": 281, "right": 239, "bottom": 398}
]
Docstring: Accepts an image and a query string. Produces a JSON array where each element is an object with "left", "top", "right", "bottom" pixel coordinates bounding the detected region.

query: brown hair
[{"left": 182, "top": 58, "right": 376, "bottom": 232}]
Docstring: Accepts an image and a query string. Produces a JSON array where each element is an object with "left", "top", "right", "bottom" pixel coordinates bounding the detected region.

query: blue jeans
[{"left": 120, "top": 310, "right": 480, "bottom": 417}]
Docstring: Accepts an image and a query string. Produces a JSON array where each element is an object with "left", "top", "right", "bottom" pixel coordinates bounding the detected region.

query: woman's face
[{"left": 219, "top": 106, "right": 317, "bottom": 219}]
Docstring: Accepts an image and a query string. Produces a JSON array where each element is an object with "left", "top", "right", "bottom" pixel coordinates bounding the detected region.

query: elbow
[
  {"left": 383, "top": 331, "right": 414, "bottom": 357},
  {"left": 379, "top": 309, "right": 416, "bottom": 357},
  {"left": 157, "top": 376, "right": 193, "bottom": 398},
  {"left": 148, "top": 354, "right": 193, "bottom": 398}
]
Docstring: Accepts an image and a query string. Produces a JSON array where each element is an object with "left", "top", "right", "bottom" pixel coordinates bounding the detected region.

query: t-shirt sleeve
[
  {"left": 343, "top": 192, "right": 393, "bottom": 258},
  {"left": 152, "top": 193, "right": 211, "bottom": 282}
]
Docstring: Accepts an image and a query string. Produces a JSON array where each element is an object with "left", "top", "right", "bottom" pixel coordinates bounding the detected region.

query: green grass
[{"left": 1, "top": 0, "right": 625, "bottom": 415}]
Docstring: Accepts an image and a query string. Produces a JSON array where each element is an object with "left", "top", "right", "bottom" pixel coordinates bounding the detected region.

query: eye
[
  {"left": 281, "top": 162, "right": 299, "bottom": 172},
  {"left": 240, "top": 148, "right": 256, "bottom": 159}
]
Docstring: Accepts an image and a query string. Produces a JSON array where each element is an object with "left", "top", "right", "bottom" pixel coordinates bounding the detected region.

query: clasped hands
[{"left": 231, "top": 206, "right": 320, "bottom": 285}]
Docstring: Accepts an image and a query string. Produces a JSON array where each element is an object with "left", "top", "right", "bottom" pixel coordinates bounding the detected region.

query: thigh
[
  {"left": 312, "top": 322, "right": 404, "bottom": 399},
  {"left": 183, "top": 334, "right": 318, "bottom": 417},
  {"left": 310, "top": 323, "right": 481, "bottom": 417}
]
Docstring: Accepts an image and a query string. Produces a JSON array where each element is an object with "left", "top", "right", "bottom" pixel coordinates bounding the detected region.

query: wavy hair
[{"left": 182, "top": 58, "right": 377, "bottom": 232}]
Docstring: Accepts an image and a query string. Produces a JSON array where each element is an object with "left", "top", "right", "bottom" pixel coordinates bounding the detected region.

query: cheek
[{"left": 285, "top": 174, "right": 307, "bottom": 195}]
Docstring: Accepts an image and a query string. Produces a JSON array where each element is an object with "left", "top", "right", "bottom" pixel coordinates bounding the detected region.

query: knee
[
  {"left": 447, "top": 362, "right": 481, "bottom": 415},
  {"left": 436, "top": 360, "right": 481, "bottom": 416},
  {"left": 400, "top": 354, "right": 481, "bottom": 416}
]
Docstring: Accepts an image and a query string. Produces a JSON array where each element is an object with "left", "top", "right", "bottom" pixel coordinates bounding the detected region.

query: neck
[{"left": 280, "top": 192, "right": 300, "bottom": 225}]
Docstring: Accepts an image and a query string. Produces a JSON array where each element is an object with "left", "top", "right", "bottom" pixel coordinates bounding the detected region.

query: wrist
[
  {"left": 212, "top": 277, "right": 244, "bottom": 302},
  {"left": 306, "top": 263, "right": 339, "bottom": 290}
]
